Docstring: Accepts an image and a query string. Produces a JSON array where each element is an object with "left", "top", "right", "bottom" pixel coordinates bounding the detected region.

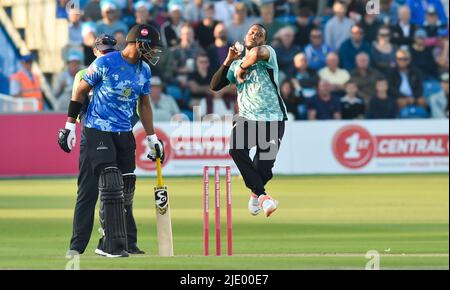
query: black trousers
[
  {"left": 229, "top": 117, "right": 285, "bottom": 196},
  {"left": 69, "top": 127, "right": 138, "bottom": 253}
]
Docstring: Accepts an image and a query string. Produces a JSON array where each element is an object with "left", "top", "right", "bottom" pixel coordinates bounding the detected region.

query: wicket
[{"left": 203, "top": 166, "right": 232, "bottom": 256}]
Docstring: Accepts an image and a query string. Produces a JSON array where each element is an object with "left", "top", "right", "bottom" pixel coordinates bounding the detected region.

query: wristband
[
  {"left": 65, "top": 122, "right": 76, "bottom": 131},
  {"left": 67, "top": 100, "right": 83, "bottom": 119}
]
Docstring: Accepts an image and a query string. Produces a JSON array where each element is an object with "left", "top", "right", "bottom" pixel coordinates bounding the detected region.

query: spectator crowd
[{"left": 6, "top": 0, "right": 450, "bottom": 120}]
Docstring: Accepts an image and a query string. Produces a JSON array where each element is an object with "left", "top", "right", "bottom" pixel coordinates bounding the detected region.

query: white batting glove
[
  {"left": 146, "top": 134, "right": 165, "bottom": 162},
  {"left": 58, "top": 122, "right": 76, "bottom": 153}
]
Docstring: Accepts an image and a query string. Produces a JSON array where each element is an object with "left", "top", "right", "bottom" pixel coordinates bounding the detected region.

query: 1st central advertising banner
[
  {"left": 0, "top": 114, "right": 447, "bottom": 177},
  {"left": 133, "top": 119, "right": 449, "bottom": 176}
]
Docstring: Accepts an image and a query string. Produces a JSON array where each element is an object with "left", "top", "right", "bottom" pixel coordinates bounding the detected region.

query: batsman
[
  {"left": 210, "top": 24, "right": 287, "bottom": 217},
  {"left": 58, "top": 24, "right": 165, "bottom": 257}
]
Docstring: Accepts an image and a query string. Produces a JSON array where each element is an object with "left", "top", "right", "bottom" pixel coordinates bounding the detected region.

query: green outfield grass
[{"left": 0, "top": 174, "right": 448, "bottom": 270}]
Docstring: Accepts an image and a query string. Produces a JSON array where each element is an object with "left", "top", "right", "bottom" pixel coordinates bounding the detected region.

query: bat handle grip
[
  {"left": 155, "top": 143, "right": 164, "bottom": 186},
  {"left": 155, "top": 143, "right": 161, "bottom": 159}
]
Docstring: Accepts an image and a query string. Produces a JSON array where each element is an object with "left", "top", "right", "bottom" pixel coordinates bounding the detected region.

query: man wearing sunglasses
[
  {"left": 58, "top": 25, "right": 165, "bottom": 258},
  {"left": 389, "top": 48, "right": 426, "bottom": 111}
]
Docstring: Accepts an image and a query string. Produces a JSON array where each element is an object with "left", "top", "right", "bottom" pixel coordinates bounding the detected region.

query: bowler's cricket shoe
[
  {"left": 248, "top": 193, "right": 262, "bottom": 216},
  {"left": 258, "top": 195, "right": 278, "bottom": 217}
]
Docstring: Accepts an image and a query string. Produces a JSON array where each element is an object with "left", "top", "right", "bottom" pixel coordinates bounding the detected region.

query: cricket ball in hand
[{"left": 234, "top": 42, "right": 244, "bottom": 53}]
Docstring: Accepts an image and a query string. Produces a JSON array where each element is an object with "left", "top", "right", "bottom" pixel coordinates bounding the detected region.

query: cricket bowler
[
  {"left": 58, "top": 24, "right": 165, "bottom": 257},
  {"left": 210, "top": 24, "right": 287, "bottom": 217}
]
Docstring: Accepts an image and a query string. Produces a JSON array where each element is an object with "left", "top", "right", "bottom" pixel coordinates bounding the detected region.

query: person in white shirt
[
  {"left": 150, "top": 76, "right": 181, "bottom": 122},
  {"left": 318, "top": 52, "right": 350, "bottom": 96}
]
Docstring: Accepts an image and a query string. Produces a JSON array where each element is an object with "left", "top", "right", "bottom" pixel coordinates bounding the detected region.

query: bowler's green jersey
[{"left": 227, "top": 45, "right": 287, "bottom": 121}]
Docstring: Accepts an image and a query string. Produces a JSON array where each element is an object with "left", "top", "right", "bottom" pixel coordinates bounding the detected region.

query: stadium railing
[{"left": 0, "top": 93, "right": 39, "bottom": 113}]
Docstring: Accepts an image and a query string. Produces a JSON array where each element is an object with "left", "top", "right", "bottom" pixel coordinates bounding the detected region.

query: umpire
[{"left": 58, "top": 24, "right": 165, "bottom": 258}]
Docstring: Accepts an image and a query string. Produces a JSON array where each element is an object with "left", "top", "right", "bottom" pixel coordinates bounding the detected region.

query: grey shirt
[
  {"left": 324, "top": 16, "right": 354, "bottom": 51},
  {"left": 53, "top": 69, "right": 76, "bottom": 112},
  {"left": 151, "top": 93, "right": 181, "bottom": 122},
  {"left": 183, "top": 3, "right": 205, "bottom": 23}
]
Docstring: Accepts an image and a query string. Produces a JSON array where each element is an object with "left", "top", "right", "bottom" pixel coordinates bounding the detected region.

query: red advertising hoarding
[{"left": 0, "top": 114, "right": 80, "bottom": 177}]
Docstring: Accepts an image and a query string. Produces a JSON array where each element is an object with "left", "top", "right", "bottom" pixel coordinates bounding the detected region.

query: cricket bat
[{"left": 154, "top": 144, "right": 174, "bottom": 256}]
